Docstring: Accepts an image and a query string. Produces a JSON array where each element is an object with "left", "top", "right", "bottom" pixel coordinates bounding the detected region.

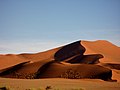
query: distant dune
[{"left": 0, "top": 40, "right": 120, "bottom": 82}]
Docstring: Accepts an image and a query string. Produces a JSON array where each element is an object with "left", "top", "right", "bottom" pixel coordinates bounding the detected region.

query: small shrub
[
  {"left": 45, "top": 86, "right": 52, "bottom": 90},
  {"left": 61, "top": 69, "right": 81, "bottom": 79},
  {"left": 71, "top": 88, "right": 85, "bottom": 90},
  {"left": 0, "top": 86, "right": 10, "bottom": 90},
  {"left": 26, "top": 88, "right": 42, "bottom": 90}
]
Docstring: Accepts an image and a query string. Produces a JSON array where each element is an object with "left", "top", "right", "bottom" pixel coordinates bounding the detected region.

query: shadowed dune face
[
  {"left": 102, "top": 63, "right": 120, "bottom": 70},
  {"left": 0, "top": 60, "right": 55, "bottom": 79},
  {"left": 54, "top": 41, "right": 86, "bottom": 61},
  {"left": 66, "top": 54, "right": 104, "bottom": 64},
  {"left": 36, "top": 62, "right": 112, "bottom": 81},
  {"left": 0, "top": 61, "right": 30, "bottom": 76}
]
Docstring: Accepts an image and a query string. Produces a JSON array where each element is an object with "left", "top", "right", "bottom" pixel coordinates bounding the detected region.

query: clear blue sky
[{"left": 0, "top": 0, "right": 120, "bottom": 53}]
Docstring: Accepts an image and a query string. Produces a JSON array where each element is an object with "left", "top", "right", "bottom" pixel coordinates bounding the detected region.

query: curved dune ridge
[{"left": 0, "top": 40, "right": 120, "bottom": 82}]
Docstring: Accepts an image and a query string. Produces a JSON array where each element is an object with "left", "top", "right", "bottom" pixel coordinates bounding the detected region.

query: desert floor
[{"left": 0, "top": 78, "right": 120, "bottom": 90}]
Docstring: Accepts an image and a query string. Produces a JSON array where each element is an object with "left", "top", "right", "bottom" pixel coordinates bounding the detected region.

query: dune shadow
[
  {"left": 66, "top": 54, "right": 103, "bottom": 64},
  {"left": 54, "top": 41, "right": 85, "bottom": 61},
  {"left": 0, "top": 61, "right": 30, "bottom": 76},
  {"left": 102, "top": 63, "right": 120, "bottom": 70}
]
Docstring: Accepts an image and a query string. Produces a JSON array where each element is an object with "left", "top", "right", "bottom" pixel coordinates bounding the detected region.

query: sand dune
[
  {"left": 0, "top": 61, "right": 30, "bottom": 76},
  {"left": 0, "top": 47, "right": 59, "bottom": 70},
  {"left": 36, "top": 62, "right": 112, "bottom": 81},
  {"left": 0, "top": 54, "right": 29, "bottom": 70},
  {"left": 18, "top": 47, "right": 60, "bottom": 62},
  {"left": 0, "top": 40, "right": 120, "bottom": 82},
  {"left": 0, "top": 61, "right": 53, "bottom": 79},
  {"left": 81, "top": 40, "right": 120, "bottom": 63}
]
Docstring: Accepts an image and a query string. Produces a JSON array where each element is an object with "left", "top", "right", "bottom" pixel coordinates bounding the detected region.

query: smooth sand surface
[
  {"left": 0, "top": 54, "right": 29, "bottom": 70},
  {"left": 0, "top": 78, "right": 120, "bottom": 90},
  {"left": 81, "top": 40, "right": 120, "bottom": 63}
]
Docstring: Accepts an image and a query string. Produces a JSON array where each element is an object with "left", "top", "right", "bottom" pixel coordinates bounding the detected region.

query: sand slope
[
  {"left": 0, "top": 54, "right": 29, "bottom": 70},
  {"left": 81, "top": 40, "right": 120, "bottom": 63}
]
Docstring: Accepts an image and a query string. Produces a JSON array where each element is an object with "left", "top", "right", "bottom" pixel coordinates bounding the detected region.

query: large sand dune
[{"left": 0, "top": 40, "right": 120, "bottom": 90}]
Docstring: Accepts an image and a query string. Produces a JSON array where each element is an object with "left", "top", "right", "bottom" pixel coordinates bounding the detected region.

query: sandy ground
[{"left": 0, "top": 78, "right": 120, "bottom": 90}]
